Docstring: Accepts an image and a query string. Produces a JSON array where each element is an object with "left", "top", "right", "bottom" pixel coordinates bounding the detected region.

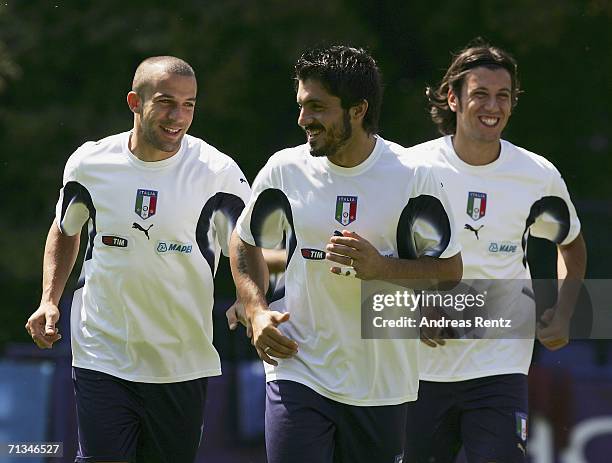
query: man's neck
[
  {"left": 451, "top": 133, "right": 501, "bottom": 166},
  {"left": 129, "top": 131, "right": 177, "bottom": 162},
  {"left": 328, "top": 131, "right": 377, "bottom": 168}
]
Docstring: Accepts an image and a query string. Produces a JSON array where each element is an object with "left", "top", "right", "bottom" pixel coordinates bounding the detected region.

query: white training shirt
[
  {"left": 236, "top": 136, "right": 461, "bottom": 406},
  {"left": 56, "top": 131, "right": 251, "bottom": 383},
  {"left": 410, "top": 136, "right": 581, "bottom": 381}
]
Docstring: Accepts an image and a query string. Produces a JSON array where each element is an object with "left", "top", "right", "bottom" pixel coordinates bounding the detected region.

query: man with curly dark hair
[
  {"left": 230, "top": 44, "right": 462, "bottom": 463},
  {"left": 404, "top": 39, "right": 586, "bottom": 463}
]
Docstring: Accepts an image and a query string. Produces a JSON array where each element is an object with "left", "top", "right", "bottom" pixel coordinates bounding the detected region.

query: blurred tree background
[{"left": 1, "top": 0, "right": 610, "bottom": 348}]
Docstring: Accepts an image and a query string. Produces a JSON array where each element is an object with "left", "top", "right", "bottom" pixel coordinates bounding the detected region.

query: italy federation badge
[
  {"left": 135, "top": 189, "right": 158, "bottom": 220},
  {"left": 466, "top": 191, "right": 487, "bottom": 220},
  {"left": 335, "top": 196, "right": 357, "bottom": 226}
]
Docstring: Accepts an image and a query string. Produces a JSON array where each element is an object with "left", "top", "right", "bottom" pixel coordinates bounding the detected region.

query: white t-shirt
[
  {"left": 410, "top": 136, "right": 581, "bottom": 381},
  {"left": 236, "top": 136, "right": 461, "bottom": 406},
  {"left": 56, "top": 131, "right": 251, "bottom": 383}
]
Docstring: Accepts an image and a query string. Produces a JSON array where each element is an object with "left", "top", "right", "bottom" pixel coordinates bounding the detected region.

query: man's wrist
[
  {"left": 39, "top": 299, "right": 58, "bottom": 309},
  {"left": 246, "top": 304, "right": 269, "bottom": 323},
  {"left": 377, "top": 256, "right": 393, "bottom": 280}
]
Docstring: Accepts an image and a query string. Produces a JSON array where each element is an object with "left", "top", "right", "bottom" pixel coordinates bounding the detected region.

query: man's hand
[
  {"left": 326, "top": 230, "right": 385, "bottom": 280},
  {"left": 420, "top": 325, "right": 447, "bottom": 348},
  {"left": 537, "top": 307, "right": 570, "bottom": 351},
  {"left": 226, "top": 300, "right": 252, "bottom": 338},
  {"left": 250, "top": 310, "right": 298, "bottom": 366},
  {"left": 419, "top": 304, "right": 456, "bottom": 348},
  {"left": 25, "top": 303, "right": 62, "bottom": 349}
]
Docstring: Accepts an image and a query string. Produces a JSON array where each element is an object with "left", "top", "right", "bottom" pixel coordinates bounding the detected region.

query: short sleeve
[
  {"left": 397, "top": 166, "right": 461, "bottom": 259},
  {"left": 213, "top": 160, "right": 252, "bottom": 256},
  {"left": 235, "top": 157, "right": 287, "bottom": 249},
  {"left": 529, "top": 166, "right": 581, "bottom": 246},
  {"left": 55, "top": 145, "right": 94, "bottom": 236}
]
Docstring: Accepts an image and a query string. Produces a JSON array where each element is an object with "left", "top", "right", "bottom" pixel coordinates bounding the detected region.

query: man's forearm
[
  {"left": 378, "top": 253, "right": 463, "bottom": 286},
  {"left": 556, "top": 233, "right": 587, "bottom": 319},
  {"left": 40, "top": 220, "right": 80, "bottom": 306},
  {"left": 229, "top": 231, "right": 270, "bottom": 321},
  {"left": 262, "top": 248, "right": 287, "bottom": 274}
]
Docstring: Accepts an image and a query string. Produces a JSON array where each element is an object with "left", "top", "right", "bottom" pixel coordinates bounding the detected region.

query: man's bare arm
[
  {"left": 326, "top": 230, "right": 462, "bottom": 286},
  {"left": 538, "top": 232, "right": 587, "bottom": 350},
  {"left": 229, "top": 230, "right": 269, "bottom": 315},
  {"left": 25, "top": 220, "right": 80, "bottom": 348},
  {"left": 227, "top": 248, "right": 287, "bottom": 331},
  {"left": 262, "top": 248, "right": 287, "bottom": 274},
  {"left": 229, "top": 231, "right": 298, "bottom": 365}
]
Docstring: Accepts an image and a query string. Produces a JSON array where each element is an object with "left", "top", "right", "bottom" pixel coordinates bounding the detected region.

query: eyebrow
[
  {"left": 297, "top": 97, "right": 326, "bottom": 105},
  {"left": 154, "top": 93, "right": 197, "bottom": 101},
  {"left": 471, "top": 86, "right": 511, "bottom": 93}
]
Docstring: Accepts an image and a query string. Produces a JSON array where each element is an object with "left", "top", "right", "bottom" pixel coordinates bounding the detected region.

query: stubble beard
[
  {"left": 309, "top": 111, "right": 352, "bottom": 158},
  {"left": 142, "top": 122, "right": 182, "bottom": 153}
]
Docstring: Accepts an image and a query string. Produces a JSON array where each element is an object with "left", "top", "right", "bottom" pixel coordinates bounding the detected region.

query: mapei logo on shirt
[
  {"left": 488, "top": 241, "right": 519, "bottom": 254},
  {"left": 156, "top": 240, "right": 193, "bottom": 255},
  {"left": 466, "top": 192, "right": 487, "bottom": 220},
  {"left": 335, "top": 196, "right": 357, "bottom": 226},
  {"left": 135, "top": 189, "right": 158, "bottom": 220},
  {"left": 301, "top": 248, "right": 326, "bottom": 260}
]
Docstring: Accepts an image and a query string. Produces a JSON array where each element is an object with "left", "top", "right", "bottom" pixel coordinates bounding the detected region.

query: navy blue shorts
[
  {"left": 404, "top": 374, "right": 528, "bottom": 463},
  {"left": 72, "top": 367, "right": 208, "bottom": 463},
  {"left": 265, "top": 380, "right": 408, "bottom": 463}
]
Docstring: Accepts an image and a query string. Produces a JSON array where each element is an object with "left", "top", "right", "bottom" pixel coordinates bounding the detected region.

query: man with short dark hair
[
  {"left": 404, "top": 39, "right": 587, "bottom": 462},
  {"left": 25, "top": 56, "right": 251, "bottom": 462},
  {"left": 230, "top": 45, "right": 462, "bottom": 463}
]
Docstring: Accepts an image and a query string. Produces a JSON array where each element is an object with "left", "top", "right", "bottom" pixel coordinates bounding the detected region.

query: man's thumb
[
  {"left": 226, "top": 310, "right": 237, "bottom": 330},
  {"left": 540, "top": 308, "right": 554, "bottom": 325},
  {"left": 273, "top": 312, "right": 290, "bottom": 324},
  {"left": 45, "top": 313, "right": 56, "bottom": 335}
]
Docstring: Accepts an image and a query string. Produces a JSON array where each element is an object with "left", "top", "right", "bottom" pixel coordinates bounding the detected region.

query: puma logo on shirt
[{"left": 132, "top": 222, "right": 153, "bottom": 240}]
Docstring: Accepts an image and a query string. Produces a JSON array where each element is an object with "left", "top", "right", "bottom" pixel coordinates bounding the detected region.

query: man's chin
[
  {"left": 309, "top": 148, "right": 328, "bottom": 158},
  {"left": 308, "top": 140, "right": 332, "bottom": 158},
  {"left": 156, "top": 139, "right": 182, "bottom": 154}
]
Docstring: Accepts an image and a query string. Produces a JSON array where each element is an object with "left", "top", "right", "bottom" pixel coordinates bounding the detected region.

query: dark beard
[{"left": 309, "top": 111, "right": 352, "bottom": 158}]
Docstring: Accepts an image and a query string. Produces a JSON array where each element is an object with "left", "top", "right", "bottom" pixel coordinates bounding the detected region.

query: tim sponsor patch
[
  {"left": 101, "top": 235, "right": 129, "bottom": 249},
  {"left": 301, "top": 248, "right": 326, "bottom": 260}
]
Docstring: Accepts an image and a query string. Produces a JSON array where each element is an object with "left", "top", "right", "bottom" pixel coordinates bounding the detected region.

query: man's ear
[
  {"left": 350, "top": 99, "right": 369, "bottom": 123},
  {"left": 127, "top": 91, "right": 142, "bottom": 114},
  {"left": 448, "top": 89, "right": 459, "bottom": 113}
]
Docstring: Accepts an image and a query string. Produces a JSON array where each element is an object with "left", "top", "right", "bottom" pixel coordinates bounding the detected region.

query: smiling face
[
  {"left": 129, "top": 71, "right": 197, "bottom": 160},
  {"left": 450, "top": 66, "right": 512, "bottom": 146},
  {"left": 296, "top": 78, "right": 352, "bottom": 158}
]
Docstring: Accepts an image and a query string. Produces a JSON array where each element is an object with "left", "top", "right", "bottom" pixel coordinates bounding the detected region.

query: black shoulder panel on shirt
[
  {"left": 397, "top": 194, "right": 451, "bottom": 259},
  {"left": 61, "top": 181, "right": 96, "bottom": 262},
  {"left": 521, "top": 196, "right": 570, "bottom": 267},
  {"left": 250, "top": 188, "right": 297, "bottom": 287},
  {"left": 196, "top": 192, "right": 246, "bottom": 273}
]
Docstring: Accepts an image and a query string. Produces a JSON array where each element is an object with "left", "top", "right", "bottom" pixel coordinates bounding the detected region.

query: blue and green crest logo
[
  {"left": 335, "top": 196, "right": 357, "bottom": 226},
  {"left": 466, "top": 192, "right": 487, "bottom": 220},
  {"left": 135, "top": 189, "right": 158, "bottom": 220}
]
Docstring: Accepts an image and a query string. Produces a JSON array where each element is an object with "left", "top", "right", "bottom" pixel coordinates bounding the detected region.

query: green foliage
[{"left": 1, "top": 0, "right": 610, "bottom": 348}]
